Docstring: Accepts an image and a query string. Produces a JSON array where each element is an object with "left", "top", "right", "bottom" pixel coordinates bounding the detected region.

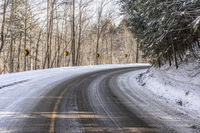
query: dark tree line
[{"left": 120, "top": 0, "right": 200, "bottom": 68}]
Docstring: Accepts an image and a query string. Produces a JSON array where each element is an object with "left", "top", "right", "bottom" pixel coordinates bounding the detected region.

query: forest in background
[
  {"left": 0, "top": 0, "right": 145, "bottom": 74},
  {"left": 120, "top": 0, "right": 200, "bottom": 68},
  {"left": 1, "top": 0, "right": 200, "bottom": 74}
]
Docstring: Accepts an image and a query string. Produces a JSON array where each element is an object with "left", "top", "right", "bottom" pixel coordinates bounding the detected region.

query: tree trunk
[
  {"left": 0, "top": 0, "right": 9, "bottom": 53},
  {"left": 35, "top": 30, "right": 42, "bottom": 70},
  {"left": 136, "top": 40, "right": 139, "bottom": 63},
  {"left": 172, "top": 40, "right": 178, "bottom": 69},
  {"left": 71, "top": 0, "right": 76, "bottom": 66},
  {"left": 17, "top": 33, "right": 22, "bottom": 71},
  {"left": 76, "top": 0, "right": 82, "bottom": 66},
  {"left": 23, "top": 0, "right": 28, "bottom": 71},
  {"left": 8, "top": 0, "right": 15, "bottom": 73}
]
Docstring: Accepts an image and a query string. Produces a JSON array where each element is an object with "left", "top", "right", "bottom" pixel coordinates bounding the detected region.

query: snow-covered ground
[
  {"left": 0, "top": 64, "right": 151, "bottom": 132},
  {"left": 116, "top": 61, "right": 200, "bottom": 133},
  {"left": 0, "top": 64, "right": 150, "bottom": 103},
  {"left": 0, "top": 64, "right": 148, "bottom": 88},
  {"left": 1, "top": 63, "right": 199, "bottom": 132},
  {"left": 140, "top": 62, "right": 200, "bottom": 117}
]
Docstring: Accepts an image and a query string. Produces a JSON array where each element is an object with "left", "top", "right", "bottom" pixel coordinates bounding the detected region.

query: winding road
[{"left": 0, "top": 67, "right": 160, "bottom": 133}]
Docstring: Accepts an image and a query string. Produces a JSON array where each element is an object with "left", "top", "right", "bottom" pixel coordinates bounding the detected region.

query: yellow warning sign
[
  {"left": 24, "top": 49, "right": 30, "bottom": 56},
  {"left": 65, "top": 51, "right": 70, "bottom": 56},
  {"left": 96, "top": 53, "right": 100, "bottom": 58}
]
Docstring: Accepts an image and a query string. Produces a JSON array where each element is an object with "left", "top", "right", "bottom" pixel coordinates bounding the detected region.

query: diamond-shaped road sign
[{"left": 24, "top": 49, "right": 30, "bottom": 56}]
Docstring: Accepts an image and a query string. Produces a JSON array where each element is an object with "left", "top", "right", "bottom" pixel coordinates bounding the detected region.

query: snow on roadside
[
  {"left": 116, "top": 61, "right": 200, "bottom": 132},
  {"left": 0, "top": 64, "right": 148, "bottom": 81},
  {"left": 0, "top": 64, "right": 149, "bottom": 89},
  {"left": 139, "top": 62, "right": 200, "bottom": 119}
]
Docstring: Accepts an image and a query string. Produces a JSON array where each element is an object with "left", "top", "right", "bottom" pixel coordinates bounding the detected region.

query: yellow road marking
[{"left": 49, "top": 88, "right": 69, "bottom": 133}]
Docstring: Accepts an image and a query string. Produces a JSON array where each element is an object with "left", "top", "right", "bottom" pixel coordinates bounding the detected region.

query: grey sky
[{"left": 29, "top": 0, "right": 122, "bottom": 25}]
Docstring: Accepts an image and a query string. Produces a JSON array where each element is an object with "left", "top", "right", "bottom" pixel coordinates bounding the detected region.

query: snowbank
[
  {"left": 139, "top": 62, "right": 200, "bottom": 118},
  {"left": 116, "top": 61, "right": 200, "bottom": 132},
  {"left": 0, "top": 64, "right": 149, "bottom": 89}
]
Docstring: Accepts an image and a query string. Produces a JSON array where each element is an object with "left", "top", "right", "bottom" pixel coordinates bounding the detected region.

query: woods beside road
[{"left": 0, "top": 0, "right": 145, "bottom": 74}]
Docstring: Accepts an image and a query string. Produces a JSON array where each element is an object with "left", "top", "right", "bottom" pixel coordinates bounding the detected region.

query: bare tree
[
  {"left": 71, "top": 0, "right": 76, "bottom": 66},
  {"left": 95, "top": 0, "right": 111, "bottom": 64},
  {"left": 0, "top": 0, "right": 9, "bottom": 53},
  {"left": 43, "top": 0, "right": 57, "bottom": 68},
  {"left": 0, "top": 0, "right": 146, "bottom": 74},
  {"left": 34, "top": 29, "right": 42, "bottom": 70},
  {"left": 23, "top": 0, "right": 28, "bottom": 71}
]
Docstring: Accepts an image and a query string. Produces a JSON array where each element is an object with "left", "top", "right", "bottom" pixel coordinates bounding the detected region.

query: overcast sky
[{"left": 29, "top": 0, "right": 122, "bottom": 25}]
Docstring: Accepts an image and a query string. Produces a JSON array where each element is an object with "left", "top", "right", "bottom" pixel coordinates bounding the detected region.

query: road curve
[{"left": 1, "top": 67, "right": 160, "bottom": 133}]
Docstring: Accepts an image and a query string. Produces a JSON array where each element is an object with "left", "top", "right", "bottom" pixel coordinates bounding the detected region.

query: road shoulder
[{"left": 112, "top": 69, "right": 200, "bottom": 133}]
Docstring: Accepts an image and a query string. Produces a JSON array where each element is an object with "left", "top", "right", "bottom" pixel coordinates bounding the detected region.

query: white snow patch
[
  {"left": 116, "top": 62, "right": 200, "bottom": 132},
  {"left": 140, "top": 62, "right": 200, "bottom": 118},
  {"left": 0, "top": 64, "right": 149, "bottom": 88}
]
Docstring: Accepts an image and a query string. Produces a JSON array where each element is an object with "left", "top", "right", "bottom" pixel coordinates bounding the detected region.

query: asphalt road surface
[{"left": 0, "top": 67, "right": 160, "bottom": 133}]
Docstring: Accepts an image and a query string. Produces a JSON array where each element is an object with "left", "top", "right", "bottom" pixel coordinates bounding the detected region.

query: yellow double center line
[{"left": 49, "top": 87, "right": 69, "bottom": 133}]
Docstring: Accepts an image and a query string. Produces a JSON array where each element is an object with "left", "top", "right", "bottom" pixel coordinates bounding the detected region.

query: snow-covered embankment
[{"left": 117, "top": 62, "right": 200, "bottom": 133}]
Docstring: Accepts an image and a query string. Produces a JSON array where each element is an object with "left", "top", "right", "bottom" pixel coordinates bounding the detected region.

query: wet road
[{"left": 0, "top": 67, "right": 159, "bottom": 133}]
